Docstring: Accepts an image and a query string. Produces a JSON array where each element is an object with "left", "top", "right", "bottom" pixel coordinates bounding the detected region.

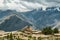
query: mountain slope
[{"left": 0, "top": 14, "right": 31, "bottom": 31}]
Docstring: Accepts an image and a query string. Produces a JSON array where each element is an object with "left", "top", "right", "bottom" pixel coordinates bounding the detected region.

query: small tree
[
  {"left": 42, "top": 26, "right": 53, "bottom": 35},
  {"left": 16, "top": 36, "right": 22, "bottom": 40},
  {"left": 53, "top": 28, "right": 59, "bottom": 33},
  {"left": 6, "top": 35, "right": 10, "bottom": 39},
  {"left": 9, "top": 33, "right": 14, "bottom": 40}
]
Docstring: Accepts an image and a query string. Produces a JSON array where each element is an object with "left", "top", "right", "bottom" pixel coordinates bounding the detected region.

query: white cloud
[{"left": 0, "top": 0, "right": 60, "bottom": 12}]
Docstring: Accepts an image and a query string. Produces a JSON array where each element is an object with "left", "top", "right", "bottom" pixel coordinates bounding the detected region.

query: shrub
[
  {"left": 42, "top": 26, "right": 53, "bottom": 35},
  {"left": 53, "top": 28, "right": 59, "bottom": 33},
  {"left": 42, "top": 26, "right": 59, "bottom": 35}
]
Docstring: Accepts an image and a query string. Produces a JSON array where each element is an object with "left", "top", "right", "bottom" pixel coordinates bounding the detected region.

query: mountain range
[{"left": 0, "top": 7, "right": 60, "bottom": 31}]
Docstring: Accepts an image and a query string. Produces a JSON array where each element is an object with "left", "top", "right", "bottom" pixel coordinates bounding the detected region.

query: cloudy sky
[{"left": 0, "top": 0, "right": 60, "bottom": 12}]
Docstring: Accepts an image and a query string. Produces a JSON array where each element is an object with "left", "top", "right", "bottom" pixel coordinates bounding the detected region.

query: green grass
[{"left": 0, "top": 37, "right": 4, "bottom": 40}]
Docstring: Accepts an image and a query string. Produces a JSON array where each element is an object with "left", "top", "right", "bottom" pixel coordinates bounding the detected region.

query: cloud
[
  {"left": 0, "top": 0, "right": 60, "bottom": 12},
  {"left": 46, "top": 0, "right": 60, "bottom": 3}
]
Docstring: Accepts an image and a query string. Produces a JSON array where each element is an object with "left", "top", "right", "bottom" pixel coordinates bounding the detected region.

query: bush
[
  {"left": 42, "top": 26, "right": 53, "bottom": 35},
  {"left": 53, "top": 28, "right": 59, "bottom": 33},
  {"left": 42, "top": 26, "right": 59, "bottom": 35}
]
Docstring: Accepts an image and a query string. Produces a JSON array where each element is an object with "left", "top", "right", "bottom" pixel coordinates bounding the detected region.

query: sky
[{"left": 0, "top": 0, "right": 60, "bottom": 12}]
